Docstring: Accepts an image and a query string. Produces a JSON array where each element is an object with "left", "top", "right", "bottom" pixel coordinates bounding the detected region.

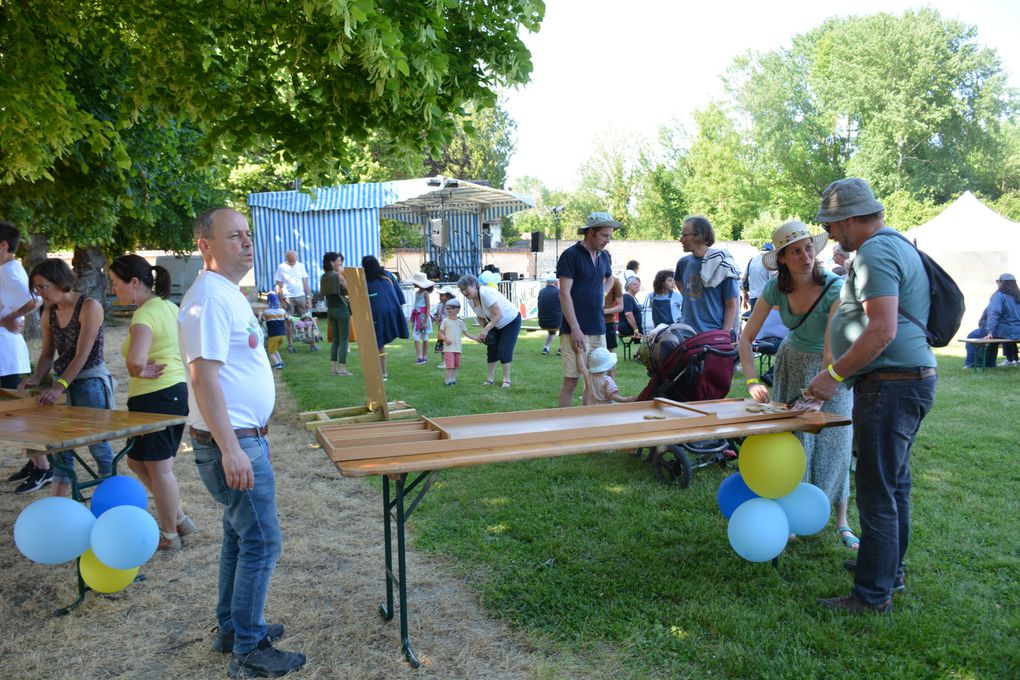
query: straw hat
[
  {"left": 762, "top": 221, "right": 829, "bottom": 271},
  {"left": 410, "top": 271, "right": 436, "bottom": 289},
  {"left": 588, "top": 347, "right": 618, "bottom": 374}
]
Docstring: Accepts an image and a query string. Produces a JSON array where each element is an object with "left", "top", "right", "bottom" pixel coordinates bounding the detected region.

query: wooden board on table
[
  {"left": 0, "top": 388, "right": 65, "bottom": 412},
  {"left": 316, "top": 398, "right": 814, "bottom": 465},
  {"left": 0, "top": 405, "right": 186, "bottom": 453},
  {"left": 330, "top": 410, "right": 850, "bottom": 477}
]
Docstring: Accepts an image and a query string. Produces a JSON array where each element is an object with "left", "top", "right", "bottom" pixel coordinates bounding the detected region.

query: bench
[
  {"left": 958, "top": 338, "right": 1020, "bottom": 371},
  {"left": 315, "top": 397, "right": 850, "bottom": 667}
]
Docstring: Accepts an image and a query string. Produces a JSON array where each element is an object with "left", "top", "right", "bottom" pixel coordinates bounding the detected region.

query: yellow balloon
[
  {"left": 738, "top": 432, "right": 807, "bottom": 499},
  {"left": 80, "top": 548, "right": 139, "bottom": 594}
]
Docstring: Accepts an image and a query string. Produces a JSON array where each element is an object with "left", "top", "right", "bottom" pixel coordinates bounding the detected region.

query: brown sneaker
[{"left": 819, "top": 593, "right": 891, "bottom": 614}]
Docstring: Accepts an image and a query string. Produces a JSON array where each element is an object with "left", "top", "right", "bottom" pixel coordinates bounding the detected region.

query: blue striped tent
[{"left": 248, "top": 178, "right": 533, "bottom": 292}]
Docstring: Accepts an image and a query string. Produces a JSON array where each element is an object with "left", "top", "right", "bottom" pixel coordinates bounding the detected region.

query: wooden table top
[
  {"left": 0, "top": 402, "right": 187, "bottom": 454},
  {"left": 958, "top": 337, "right": 1020, "bottom": 344},
  {"left": 317, "top": 398, "right": 851, "bottom": 477}
]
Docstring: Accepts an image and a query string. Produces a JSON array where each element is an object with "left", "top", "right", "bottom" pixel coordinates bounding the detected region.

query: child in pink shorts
[{"left": 437, "top": 299, "right": 477, "bottom": 386}]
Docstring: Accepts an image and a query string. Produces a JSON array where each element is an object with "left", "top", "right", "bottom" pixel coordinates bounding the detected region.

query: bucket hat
[
  {"left": 815, "top": 178, "right": 885, "bottom": 223},
  {"left": 437, "top": 285, "right": 458, "bottom": 297},
  {"left": 577, "top": 211, "right": 622, "bottom": 234},
  {"left": 410, "top": 271, "right": 436, "bottom": 289},
  {"left": 544, "top": 272, "right": 559, "bottom": 282},
  {"left": 998, "top": 273, "right": 1016, "bottom": 282},
  {"left": 762, "top": 221, "right": 830, "bottom": 270},
  {"left": 588, "top": 347, "right": 618, "bottom": 374}
]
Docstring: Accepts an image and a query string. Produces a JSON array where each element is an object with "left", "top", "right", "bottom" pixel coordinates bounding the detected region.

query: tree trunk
[
  {"left": 20, "top": 232, "right": 49, "bottom": 341},
  {"left": 72, "top": 246, "right": 110, "bottom": 314}
]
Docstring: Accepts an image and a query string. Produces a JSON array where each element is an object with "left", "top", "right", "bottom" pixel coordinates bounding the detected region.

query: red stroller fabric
[{"left": 638, "top": 329, "right": 737, "bottom": 402}]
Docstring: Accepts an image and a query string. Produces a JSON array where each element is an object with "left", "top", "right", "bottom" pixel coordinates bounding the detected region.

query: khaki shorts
[
  {"left": 561, "top": 333, "right": 607, "bottom": 379},
  {"left": 284, "top": 297, "right": 308, "bottom": 317}
]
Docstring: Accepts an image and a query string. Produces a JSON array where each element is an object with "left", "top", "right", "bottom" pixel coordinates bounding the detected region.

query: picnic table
[
  {"left": 958, "top": 337, "right": 1020, "bottom": 371},
  {"left": 0, "top": 389, "right": 187, "bottom": 613},
  {"left": 316, "top": 397, "right": 851, "bottom": 667}
]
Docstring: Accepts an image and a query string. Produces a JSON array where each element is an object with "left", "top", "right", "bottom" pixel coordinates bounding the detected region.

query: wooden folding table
[
  {"left": 317, "top": 397, "right": 851, "bottom": 666},
  {"left": 1, "top": 390, "right": 187, "bottom": 613}
]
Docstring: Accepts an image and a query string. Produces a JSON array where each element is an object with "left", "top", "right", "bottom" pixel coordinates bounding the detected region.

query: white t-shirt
[
  {"left": 0, "top": 259, "right": 32, "bottom": 377},
  {"left": 746, "top": 254, "right": 774, "bottom": 299},
  {"left": 472, "top": 286, "right": 519, "bottom": 330},
  {"left": 274, "top": 261, "right": 309, "bottom": 299},
  {"left": 179, "top": 270, "right": 274, "bottom": 430},
  {"left": 440, "top": 317, "right": 468, "bottom": 353}
]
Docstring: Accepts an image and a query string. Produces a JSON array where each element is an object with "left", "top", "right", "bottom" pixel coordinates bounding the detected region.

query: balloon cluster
[
  {"left": 717, "top": 432, "right": 830, "bottom": 562},
  {"left": 13, "top": 475, "right": 159, "bottom": 593}
]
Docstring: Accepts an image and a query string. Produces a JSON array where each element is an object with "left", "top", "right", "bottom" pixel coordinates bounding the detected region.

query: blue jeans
[
  {"left": 851, "top": 374, "right": 936, "bottom": 606},
  {"left": 964, "top": 328, "right": 998, "bottom": 367},
  {"left": 54, "top": 376, "right": 114, "bottom": 482},
  {"left": 193, "top": 435, "right": 282, "bottom": 654}
]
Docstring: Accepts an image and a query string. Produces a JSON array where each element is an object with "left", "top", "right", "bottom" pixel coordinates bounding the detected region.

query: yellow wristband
[
  {"left": 55, "top": 378, "right": 69, "bottom": 390},
  {"left": 827, "top": 364, "right": 844, "bottom": 383},
  {"left": 745, "top": 378, "right": 761, "bottom": 385}
]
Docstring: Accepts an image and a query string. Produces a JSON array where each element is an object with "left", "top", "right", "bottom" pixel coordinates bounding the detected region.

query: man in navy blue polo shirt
[{"left": 557, "top": 211, "right": 619, "bottom": 406}]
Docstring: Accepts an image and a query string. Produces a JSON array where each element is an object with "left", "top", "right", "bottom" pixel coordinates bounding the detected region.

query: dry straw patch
[{"left": 0, "top": 319, "right": 543, "bottom": 679}]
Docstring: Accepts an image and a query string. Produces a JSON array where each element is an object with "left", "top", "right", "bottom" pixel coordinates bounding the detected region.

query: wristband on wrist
[
  {"left": 827, "top": 363, "right": 844, "bottom": 383},
  {"left": 55, "top": 378, "right": 69, "bottom": 390},
  {"left": 745, "top": 378, "right": 761, "bottom": 386}
]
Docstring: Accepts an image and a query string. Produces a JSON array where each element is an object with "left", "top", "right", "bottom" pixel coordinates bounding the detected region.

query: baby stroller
[
  {"left": 634, "top": 324, "right": 739, "bottom": 488},
  {"left": 292, "top": 314, "right": 322, "bottom": 349}
]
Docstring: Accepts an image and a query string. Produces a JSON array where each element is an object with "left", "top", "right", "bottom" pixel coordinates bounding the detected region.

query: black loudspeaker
[
  {"left": 502, "top": 272, "right": 520, "bottom": 281},
  {"left": 530, "top": 231, "right": 544, "bottom": 252}
]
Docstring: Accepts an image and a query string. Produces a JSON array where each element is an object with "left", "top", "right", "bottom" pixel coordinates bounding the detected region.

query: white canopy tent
[{"left": 905, "top": 191, "right": 1020, "bottom": 332}]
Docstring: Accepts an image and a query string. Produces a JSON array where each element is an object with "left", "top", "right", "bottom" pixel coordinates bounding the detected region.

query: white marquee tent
[{"left": 905, "top": 191, "right": 1020, "bottom": 333}]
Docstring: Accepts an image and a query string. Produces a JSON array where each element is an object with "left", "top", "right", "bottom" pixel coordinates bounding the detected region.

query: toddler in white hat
[{"left": 577, "top": 347, "right": 637, "bottom": 405}]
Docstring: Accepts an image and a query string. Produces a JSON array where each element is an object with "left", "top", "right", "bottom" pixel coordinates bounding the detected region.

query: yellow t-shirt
[{"left": 121, "top": 297, "right": 186, "bottom": 398}]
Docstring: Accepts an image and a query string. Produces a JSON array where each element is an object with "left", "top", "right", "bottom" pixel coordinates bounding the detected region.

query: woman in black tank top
[{"left": 19, "top": 259, "right": 113, "bottom": 497}]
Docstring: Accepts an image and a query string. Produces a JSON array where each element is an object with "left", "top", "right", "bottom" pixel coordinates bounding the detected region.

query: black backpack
[{"left": 873, "top": 231, "right": 965, "bottom": 347}]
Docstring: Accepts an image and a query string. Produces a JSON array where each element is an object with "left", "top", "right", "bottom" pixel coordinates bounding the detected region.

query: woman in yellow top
[{"left": 109, "top": 255, "right": 195, "bottom": 551}]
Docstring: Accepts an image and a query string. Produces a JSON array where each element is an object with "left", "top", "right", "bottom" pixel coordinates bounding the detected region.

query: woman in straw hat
[{"left": 737, "top": 221, "right": 857, "bottom": 550}]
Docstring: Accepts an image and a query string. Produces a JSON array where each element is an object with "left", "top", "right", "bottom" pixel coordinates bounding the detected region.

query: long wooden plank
[
  {"left": 333, "top": 411, "right": 849, "bottom": 477},
  {"left": 344, "top": 267, "right": 389, "bottom": 419},
  {"left": 317, "top": 399, "right": 802, "bottom": 463}
]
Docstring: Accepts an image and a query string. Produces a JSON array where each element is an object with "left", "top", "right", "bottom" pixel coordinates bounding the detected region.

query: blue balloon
[
  {"left": 716, "top": 472, "right": 760, "bottom": 519},
  {"left": 776, "top": 483, "right": 831, "bottom": 536},
  {"left": 14, "top": 497, "right": 95, "bottom": 564},
  {"left": 90, "top": 475, "right": 148, "bottom": 518},
  {"left": 90, "top": 505, "right": 159, "bottom": 570},
  {"left": 727, "top": 498, "right": 790, "bottom": 562}
]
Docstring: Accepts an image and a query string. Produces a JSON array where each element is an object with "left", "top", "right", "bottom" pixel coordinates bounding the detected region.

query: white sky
[{"left": 503, "top": 0, "right": 1020, "bottom": 192}]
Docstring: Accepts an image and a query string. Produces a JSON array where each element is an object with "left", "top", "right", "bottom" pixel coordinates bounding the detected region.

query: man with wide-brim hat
[
  {"left": 556, "top": 211, "right": 619, "bottom": 406},
  {"left": 806, "top": 177, "right": 937, "bottom": 615}
]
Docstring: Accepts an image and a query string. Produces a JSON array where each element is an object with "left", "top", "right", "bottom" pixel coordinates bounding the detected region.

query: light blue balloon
[
  {"left": 90, "top": 505, "right": 159, "bottom": 570},
  {"left": 727, "top": 498, "right": 790, "bottom": 562},
  {"left": 14, "top": 497, "right": 95, "bottom": 564},
  {"left": 776, "top": 483, "right": 831, "bottom": 536}
]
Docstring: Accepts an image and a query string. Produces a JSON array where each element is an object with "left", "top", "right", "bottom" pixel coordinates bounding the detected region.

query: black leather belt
[
  {"left": 859, "top": 367, "right": 937, "bottom": 382},
  {"left": 188, "top": 425, "right": 269, "bottom": 446}
]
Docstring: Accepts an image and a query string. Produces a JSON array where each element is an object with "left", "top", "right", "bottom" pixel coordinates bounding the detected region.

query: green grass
[{"left": 283, "top": 326, "right": 1020, "bottom": 678}]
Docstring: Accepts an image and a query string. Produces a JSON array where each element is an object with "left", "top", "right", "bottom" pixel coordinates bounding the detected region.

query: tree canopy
[{"left": 1, "top": 0, "right": 544, "bottom": 252}]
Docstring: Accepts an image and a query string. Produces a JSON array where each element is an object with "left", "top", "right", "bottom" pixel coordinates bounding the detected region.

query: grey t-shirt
[{"left": 829, "top": 228, "right": 936, "bottom": 377}]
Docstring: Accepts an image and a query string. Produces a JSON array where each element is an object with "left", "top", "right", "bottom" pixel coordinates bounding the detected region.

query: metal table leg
[{"left": 377, "top": 470, "right": 439, "bottom": 668}]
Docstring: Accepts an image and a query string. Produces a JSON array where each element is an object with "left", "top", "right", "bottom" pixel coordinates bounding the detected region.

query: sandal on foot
[
  {"left": 837, "top": 526, "right": 860, "bottom": 551},
  {"left": 482, "top": 379, "right": 495, "bottom": 386},
  {"left": 501, "top": 381, "right": 512, "bottom": 388}
]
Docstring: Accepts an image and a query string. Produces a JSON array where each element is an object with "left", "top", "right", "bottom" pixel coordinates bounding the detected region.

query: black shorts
[
  {"left": 126, "top": 382, "right": 189, "bottom": 461},
  {"left": 605, "top": 321, "right": 618, "bottom": 350}
]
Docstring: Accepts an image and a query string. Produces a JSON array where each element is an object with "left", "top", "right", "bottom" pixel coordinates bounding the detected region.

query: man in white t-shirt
[
  {"left": 179, "top": 208, "right": 305, "bottom": 677},
  {"left": 273, "top": 251, "right": 315, "bottom": 351},
  {"left": 0, "top": 221, "right": 51, "bottom": 489}
]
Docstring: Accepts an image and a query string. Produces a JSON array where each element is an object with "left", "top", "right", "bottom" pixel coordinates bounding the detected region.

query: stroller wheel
[
  {"left": 652, "top": 445, "right": 693, "bottom": 489},
  {"left": 634, "top": 446, "right": 657, "bottom": 463}
]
